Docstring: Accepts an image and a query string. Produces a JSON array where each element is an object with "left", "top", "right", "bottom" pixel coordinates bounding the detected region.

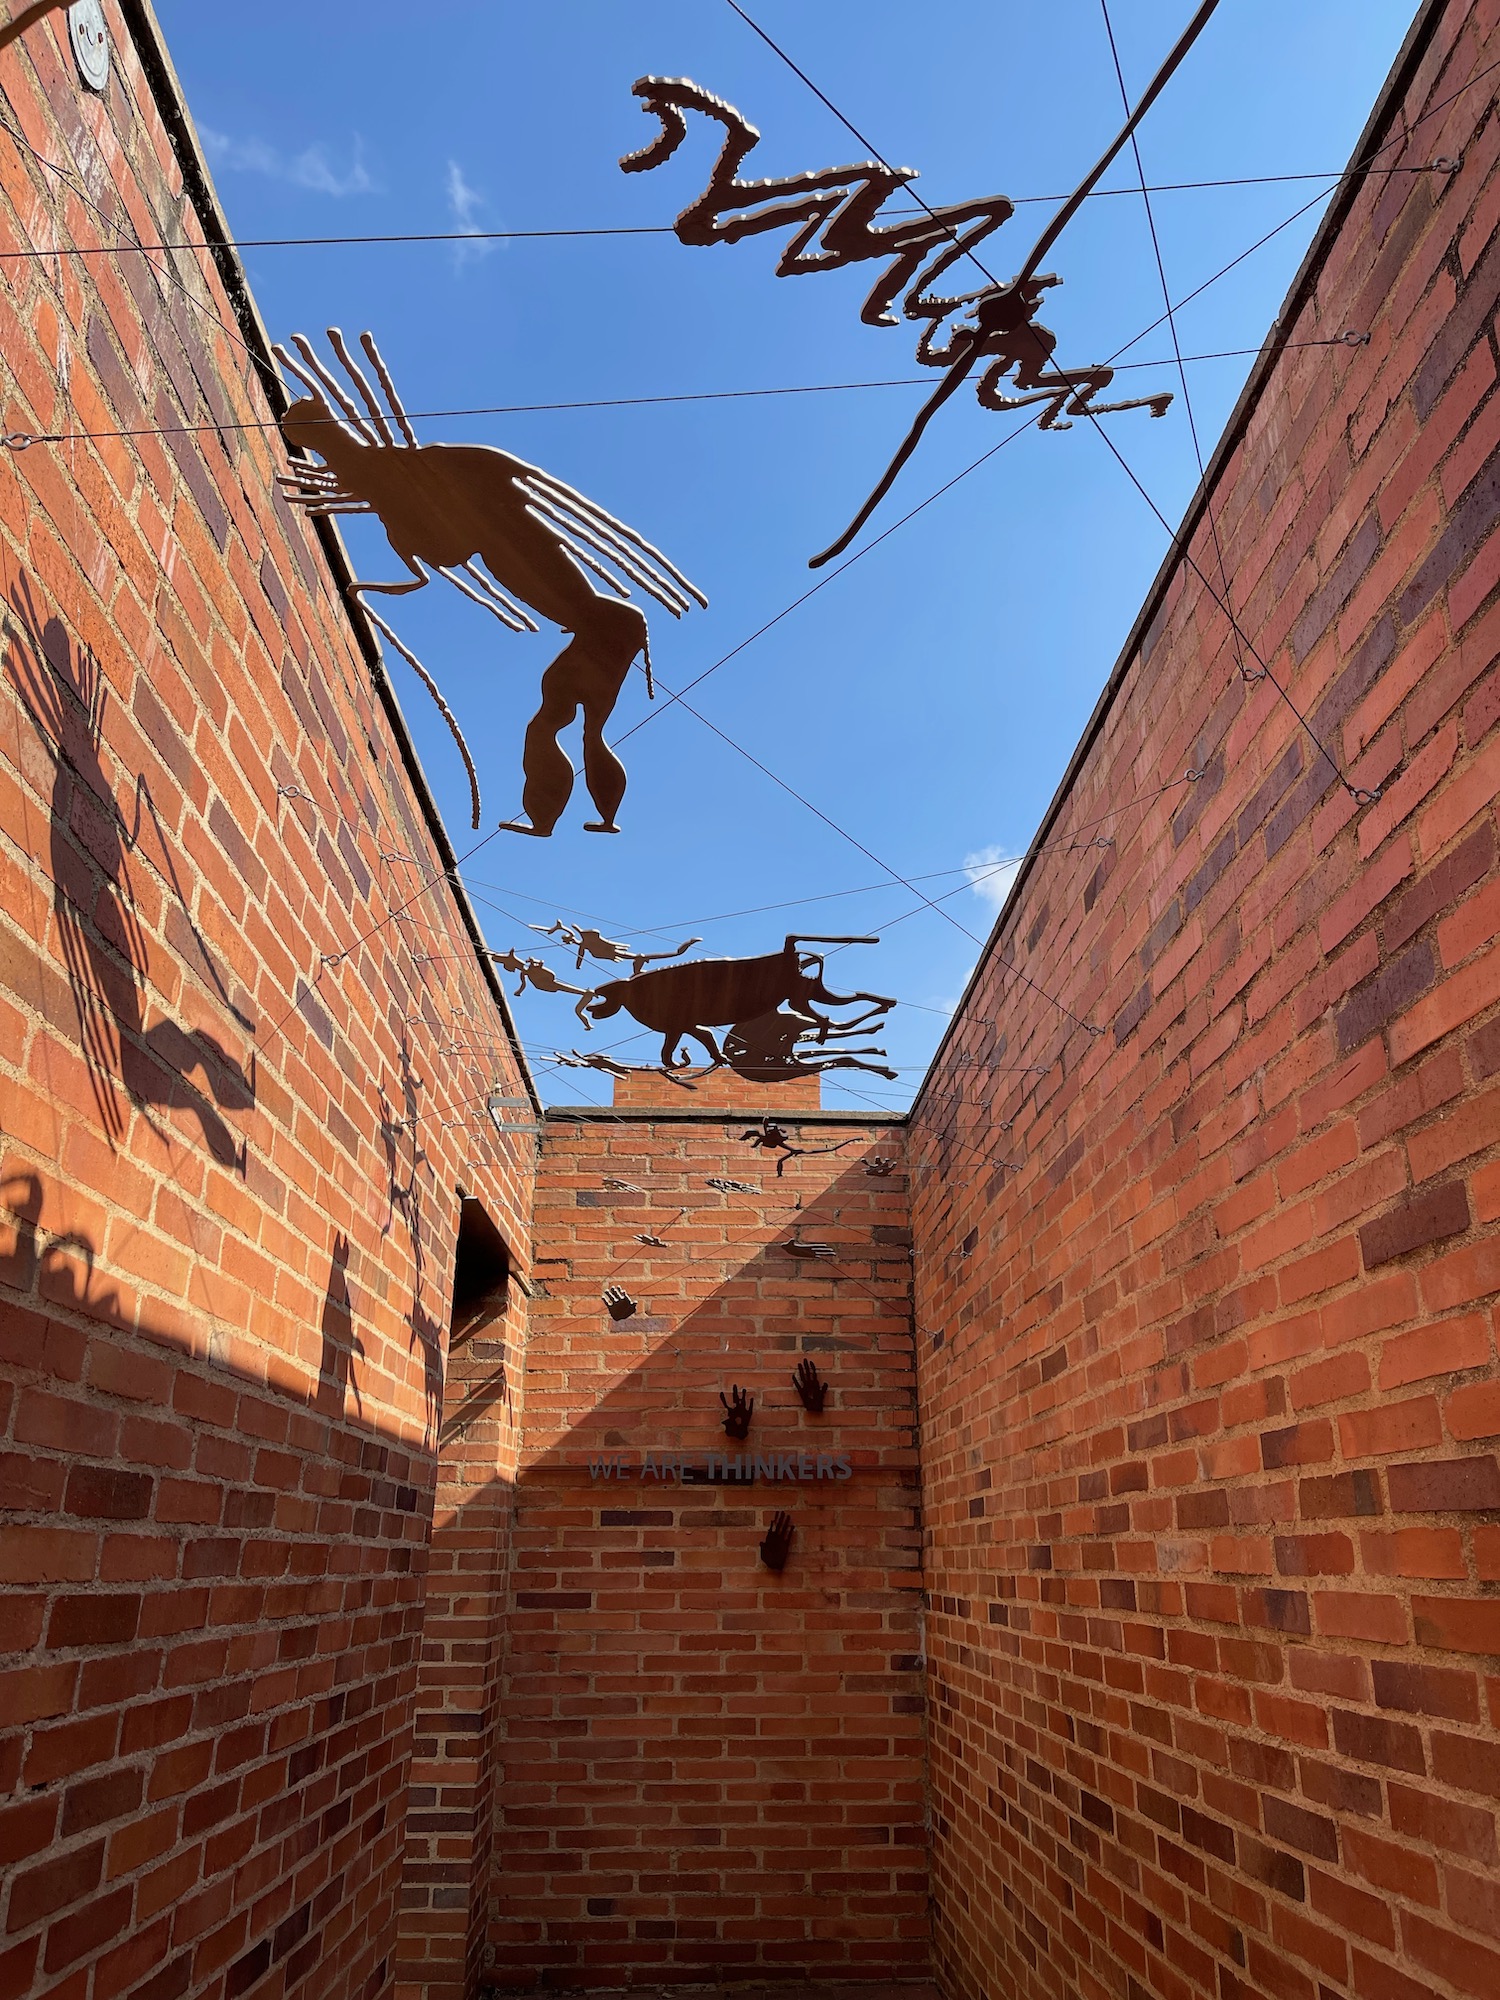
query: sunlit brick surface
[
  {"left": 0, "top": 16, "right": 533, "bottom": 2000},
  {"left": 909, "top": 5, "right": 1500, "bottom": 1997},
  {"left": 495, "top": 1101, "right": 926, "bottom": 1990}
]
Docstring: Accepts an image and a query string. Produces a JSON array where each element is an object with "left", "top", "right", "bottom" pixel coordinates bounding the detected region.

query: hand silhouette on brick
[
  {"left": 720, "top": 1384, "right": 754, "bottom": 1439},
  {"left": 792, "top": 1359, "right": 828, "bottom": 1414},
  {"left": 760, "top": 1511, "right": 795, "bottom": 1571},
  {"left": 603, "top": 1285, "right": 638, "bottom": 1322}
]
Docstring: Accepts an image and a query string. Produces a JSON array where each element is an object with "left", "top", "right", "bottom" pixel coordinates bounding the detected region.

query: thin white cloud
[
  {"left": 199, "top": 125, "right": 377, "bottom": 197},
  {"left": 446, "top": 159, "right": 495, "bottom": 265},
  {"left": 962, "top": 846, "right": 1023, "bottom": 913}
]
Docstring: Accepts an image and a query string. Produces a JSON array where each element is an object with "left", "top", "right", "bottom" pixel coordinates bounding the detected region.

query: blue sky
[{"left": 153, "top": 0, "right": 1416, "bottom": 1108}]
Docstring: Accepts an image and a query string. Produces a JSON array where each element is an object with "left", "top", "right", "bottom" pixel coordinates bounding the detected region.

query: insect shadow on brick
[{"left": 4, "top": 580, "right": 256, "bottom": 1168}]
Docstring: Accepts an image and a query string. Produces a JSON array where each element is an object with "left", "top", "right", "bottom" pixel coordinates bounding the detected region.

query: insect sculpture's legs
[
  {"left": 358, "top": 599, "right": 482, "bottom": 830},
  {"left": 438, "top": 563, "right": 539, "bottom": 635},
  {"left": 503, "top": 600, "right": 648, "bottom": 837},
  {"left": 977, "top": 359, "right": 1172, "bottom": 431}
]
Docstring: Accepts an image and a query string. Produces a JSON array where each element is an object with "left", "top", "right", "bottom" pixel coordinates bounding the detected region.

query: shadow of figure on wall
[
  {"left": 0, "top": 1169, "right": 124, "bottom": 1322},
  {"left": 4, "top": 583, "right": 257, "bottom": 1168},
  {"left": 378, "top": 1036, "right": 445, "bottom": 1446},
  {"left": 318, "top": 1231, "right": 365, "bottom": 1420}
]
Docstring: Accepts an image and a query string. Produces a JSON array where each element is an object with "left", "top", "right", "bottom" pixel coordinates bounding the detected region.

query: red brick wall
[
  {"left": 908, "top": 4, "right": 1500, "bottom": 1998},
  {"left": 0, "top": 13, "right": 534, "bottom": 2000},
  {"left": 496, "top": 1091, "right": 929, "bottom": 1991}
]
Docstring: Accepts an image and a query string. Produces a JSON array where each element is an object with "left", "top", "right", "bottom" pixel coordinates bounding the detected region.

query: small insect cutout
[
  {"left": 620, "top": 8, "right": 1220, "bottom": 564},
  {"left": 740, "top": 1118, "right": 856, "bottom": 1178},
  {"left": 273, "top": 329, "right": 707, "bottom": 834}
]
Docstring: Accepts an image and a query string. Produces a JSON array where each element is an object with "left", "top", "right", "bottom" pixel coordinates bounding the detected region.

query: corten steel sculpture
[
  {"left": 793, "top": 1359, "right": 828, "bottom": 1414},
  {"left": 274, "top": 329, "right": 707, "bottom": 833},
  {"left": 721, "top": 1009, "right": 897, "bottom": 1085},
  {"left": 582, "top": 934, "right": 894, "bottom": 1071},
  {"left": 740, "top": 1117, "right": 856, "bottom": 1177},
  {"left": 603, "top": 1284, "right": 639, "bottom": 1321},
  {"left": 532, "top": 919, "right": 702, "bottom": 976},
  {"left": 487, "top": 948, "right": 596, "bottom": 1018},
  {"left": 720, "top": 1384, "right": 754, "bottom": 1440},
  {"left": 759, "top": 1511, "right": 795, "bottom": 1571},
  {"left": 621, "top": 1, "right": 1219, "bottom": 564}
]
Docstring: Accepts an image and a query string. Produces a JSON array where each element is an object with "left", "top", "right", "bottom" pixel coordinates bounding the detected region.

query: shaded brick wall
[
  {"left": 494, "top": 1088, "right": 929, "bottom": 1992},
  {"left": 908, "top": 3, "right": 1500, "bottom": 1998},
  {"left": 0, "top": 13, "right": 534, "bottom": 2000}
]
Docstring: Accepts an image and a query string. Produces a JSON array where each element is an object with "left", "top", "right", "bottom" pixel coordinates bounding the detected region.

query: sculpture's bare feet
[
  {"left": 497, "top": 818, "right": 549, "bottom": 838},
  {"left": 583, "top": 821, "right": 621, "bottom": 834}
]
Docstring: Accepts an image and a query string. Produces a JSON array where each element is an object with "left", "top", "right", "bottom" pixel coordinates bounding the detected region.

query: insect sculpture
[
  {"left": 531, "top": 920, "right": 702, "bottom": 976},
  {"left": 621, "top": 2, "right": 1219, "bottom": 564},
  {"left": 273, "top": 328, "right": 707, "bottom": 833},
  {"left": 721, "top": 1009, "right": 896, "bottom": 1086},
  {"left": 582, "top": 934, "right": 894, "bottom": 1071},
  {"left": 740, "top": 1118, "right": 856, "bottom": 1178}
]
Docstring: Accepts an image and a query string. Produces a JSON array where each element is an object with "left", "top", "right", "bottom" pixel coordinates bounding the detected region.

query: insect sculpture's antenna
[
  {"left": 808, "top": 0, "right": 1221, "bottom": 568},
  {"left": 290, "top": 335, "right": 383, "bottom": 444},
  {"left": 360, "top": 332, "right": 421, "bottom": 447},
  {"left": 326, "top": 327, "right": 397, "bottom": 445}
]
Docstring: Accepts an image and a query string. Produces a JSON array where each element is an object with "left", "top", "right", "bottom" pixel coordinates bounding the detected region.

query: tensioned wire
[
  {"left": 0, "top": 171, "right": 1457, "bottom": 262},
  {"left": 1100, "top": 0, "right": 1249, "bottom": 687},
  {"left": 0, "top": 342, "right": 1358, "bottom": 450}
]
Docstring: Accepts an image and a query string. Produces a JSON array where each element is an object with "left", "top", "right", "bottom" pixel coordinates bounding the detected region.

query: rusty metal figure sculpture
[
  {"left": 582, "top": 935, "right": 893, "bottom": 1072},
  {"left": 721, "top": 1009, "right": 896, "bottom": 1086},
  {"left": 622, "top": 2, "right": 1219, "bottom": 564},
  {"left": 532, "top": 919, "right": 702, "bottom": 977},
  {"left": 274, "top": 328, "right": 707, "bottom": 833},
  {"left": 487, "top": 947, "right": 596, "bottom": 1020}
]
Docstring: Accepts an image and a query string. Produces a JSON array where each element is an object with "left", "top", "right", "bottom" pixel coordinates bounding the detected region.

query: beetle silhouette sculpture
[
  {"left": 274, "top": 329, "right": 706, "bottom": 833},
  {"left": 582, "top": 935, "right": 894, "bottom": 1071}
]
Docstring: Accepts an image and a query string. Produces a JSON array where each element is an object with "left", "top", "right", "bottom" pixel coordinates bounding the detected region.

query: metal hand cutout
[
  {"left": 792, "top": 1359, "right": 827, "bottom": 1414},
  {"left": 720, "top": 1384, "right": 754, "bottom": 1440},
  {"left": 603, "top": 1285, "right": 639, "bottom": 1322},
  {"left": 760, "top": 1511, "right": 795, "bottom": 1572}
]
